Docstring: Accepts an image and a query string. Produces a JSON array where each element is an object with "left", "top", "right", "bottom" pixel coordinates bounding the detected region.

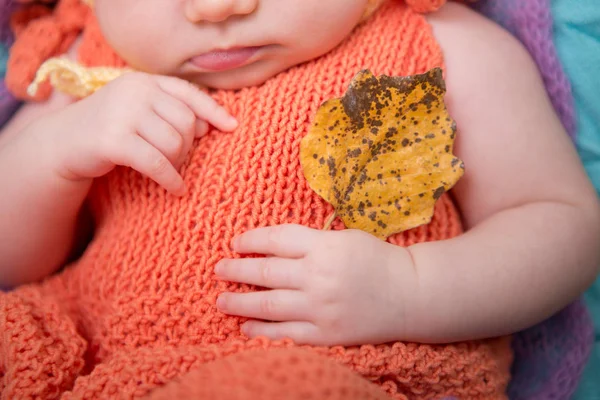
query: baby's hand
[
  {"left": 41, "top": 72, "right": 237, "bottom": 195},
  {"left": 215, "top": 225, "right": 419, "bottom": 346}
]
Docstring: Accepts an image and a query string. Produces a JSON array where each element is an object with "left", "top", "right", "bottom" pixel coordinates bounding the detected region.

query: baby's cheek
[
  {"left": 281, "top": 0, "right": 366, "bottom": 61},
  {"left": 93, "top": 0, "right": 177, "bottom": 73}
]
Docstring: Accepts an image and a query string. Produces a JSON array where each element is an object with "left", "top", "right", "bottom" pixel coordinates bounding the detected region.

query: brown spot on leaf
[{"left": 433, "top": 186, "right": 445, "bottom": 200}]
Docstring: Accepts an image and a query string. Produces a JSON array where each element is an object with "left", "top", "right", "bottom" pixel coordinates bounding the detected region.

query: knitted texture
[
  {"left": 1, "top": 2, "right": 513, "bottom": 399},
  {"left": 406, "top": 0, "right": 446, "bottom": 13},
  {"left": 1, "top": 0, "right": 61, "bottom": 126},
  {"left": 1, "top": 0, "right": 58, "bottom": 125},
  {"left": 145, "top": 348, "right": 392, "bottom": 400},
  {"left": 6, "top": 0, "right": 97, "bottom": 101},
  {"left": 509, "top": 299, "right": 594, "bottom": 400}
]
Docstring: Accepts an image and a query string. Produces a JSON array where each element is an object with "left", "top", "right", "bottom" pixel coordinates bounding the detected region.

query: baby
[{"left": 1, "top": 0, "right": 599, "bottom": 398}]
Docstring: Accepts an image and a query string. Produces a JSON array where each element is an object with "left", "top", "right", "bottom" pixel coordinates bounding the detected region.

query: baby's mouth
[{"left": 189, "top": 47, "right": 262, "bottom": 72}]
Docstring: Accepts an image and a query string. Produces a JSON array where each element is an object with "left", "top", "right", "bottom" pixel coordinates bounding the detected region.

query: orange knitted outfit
[{"left": 2, "top": 1, "right": 512, "bottom": 399}]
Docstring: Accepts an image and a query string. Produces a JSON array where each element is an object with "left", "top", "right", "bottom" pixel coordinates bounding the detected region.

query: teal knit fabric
[
  {"left": 552, "top": 0, "right": 600, "bottom": 397},
  {"left": 0, "top": 44, "right": 7, "bottom": 78}
]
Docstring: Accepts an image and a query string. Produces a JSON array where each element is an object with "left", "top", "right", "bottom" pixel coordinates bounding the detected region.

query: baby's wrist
[
  {"left": 389, "top": 243, "right": 451, "bottom": 342},
  {"left": 25, "top": 115, "right": 93, "bottom": 191},
  {"left": 379, "top": 244, "right": 427, "bottom": 341}
]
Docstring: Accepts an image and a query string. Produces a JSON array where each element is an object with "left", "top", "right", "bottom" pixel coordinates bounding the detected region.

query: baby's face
[{"left": 95, "top": 0, "right": 371, "bottom": 89}]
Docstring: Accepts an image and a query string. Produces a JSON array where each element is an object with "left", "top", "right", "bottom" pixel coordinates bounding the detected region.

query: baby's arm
[
  {"left": 0, "top": 94, "right": 91, "bottom": 286},
  {"left": 408, "top": 4, "right": 600, "bottom": 342}
]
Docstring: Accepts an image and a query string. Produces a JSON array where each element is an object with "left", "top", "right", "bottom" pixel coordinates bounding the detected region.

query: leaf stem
[{"left": 323, "top": 212, "right": 337, "bottom": 231}]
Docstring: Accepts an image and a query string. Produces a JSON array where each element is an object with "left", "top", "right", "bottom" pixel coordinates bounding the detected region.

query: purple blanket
[
  {"left": 0, "top": 1, "right": 594, "bottom": 398},
  {"left": 0, "top": 0, "right": 18, "bottom": 126}
]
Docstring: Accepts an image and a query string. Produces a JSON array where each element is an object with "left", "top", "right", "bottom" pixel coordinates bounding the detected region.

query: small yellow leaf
[{"left": 300, "top": 68, "right": 464, "bottom": 239}]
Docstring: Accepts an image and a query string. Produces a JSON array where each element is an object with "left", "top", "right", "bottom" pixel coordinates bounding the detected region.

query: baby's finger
[
  {"left": 215, "top": 257, "right": 304, "bottom": 289},
  {"left": 233, "top": 224, "right": 321, "bottom": 258},
  {"left": 217, "top": 290, "right": 310, "bottom": 322},
  {"left": 155, "top": 76, "right": 238, "bottom": 132},
  {"left": 242, "top": 321, "right": 321, "bottom": 344},
  {"left": 138, "top": 112, "right": 184, "bottom": 165},
  {"left": 112, "top": 133, "right": 185, "bottom": 196},
  {"left": 196, "top": 120, "right": 209, "bottom": 138},
  {"left": 152, "top": 94, "right": 196, "bottom": 157}
]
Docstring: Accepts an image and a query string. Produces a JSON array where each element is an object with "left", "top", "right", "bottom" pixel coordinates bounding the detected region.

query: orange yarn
[
  {"left": 146, "top": 348, "right": 393, "bottom": 400},
  {"left": 1, "top": 1, "right": 512, "bottom": 399},
  {"left": 405, "top": 0, "right": 446, "bottom": 13}
]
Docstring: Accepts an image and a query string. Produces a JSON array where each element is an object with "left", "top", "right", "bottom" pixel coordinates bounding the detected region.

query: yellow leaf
[{"left": 300, "top": 68, "right": 464, "bottom": 239}]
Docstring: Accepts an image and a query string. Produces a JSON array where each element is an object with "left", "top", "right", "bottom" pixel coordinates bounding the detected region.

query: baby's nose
[{"left": 185, "top": 0, "right": 259, "bottom": 23}]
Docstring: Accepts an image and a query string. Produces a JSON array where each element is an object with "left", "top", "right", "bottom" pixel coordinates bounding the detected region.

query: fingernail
[
  {"left": 173, "top": 183, "right": 187, "bottom": 197},
  {"left": 241, "top": 323, "right": 250, "bottom": 336},
  {"left": 231, "top": 237, "right": 240, "bottom": 251},
  {"left": 214, "top": 262, "right": 222, "bottom": 275},
  {"left": 216, "top": 295, "right": 226, "bottom": 310},
  {"left": 227, "top": 116, "right": 238, "bottom": 129}
]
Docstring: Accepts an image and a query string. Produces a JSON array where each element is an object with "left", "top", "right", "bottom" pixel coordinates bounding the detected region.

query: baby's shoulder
[
  {"left": 427, "top": 3, "right": 540, "bottom": 85},
  {"left": 426, "top": 3, "right": 547, "bottom": 118}
]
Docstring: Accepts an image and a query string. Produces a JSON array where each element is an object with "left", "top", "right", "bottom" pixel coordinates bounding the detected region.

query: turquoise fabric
[
  {"left": 552, "top": 0, "right": 600, "bottom": 397},
  {"left": 575, "top": 287, "right": 600, "bottom": 399},
  {"left": 553, "top": 0, "right": 600, "bottom": 193},
  {"left": 0, "top": 43, "right": 7, "bottom": 78}
]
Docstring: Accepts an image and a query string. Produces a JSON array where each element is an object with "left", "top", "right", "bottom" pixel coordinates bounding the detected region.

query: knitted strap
[
  {"left": 5, "top": 0, "right": 89, "bottom": 100},
  {"left": 406, "top": 0, "right": 447, "bottom": 13},
  {"left": 369, "top": 0, "right": 448, "bottom": 15}
]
